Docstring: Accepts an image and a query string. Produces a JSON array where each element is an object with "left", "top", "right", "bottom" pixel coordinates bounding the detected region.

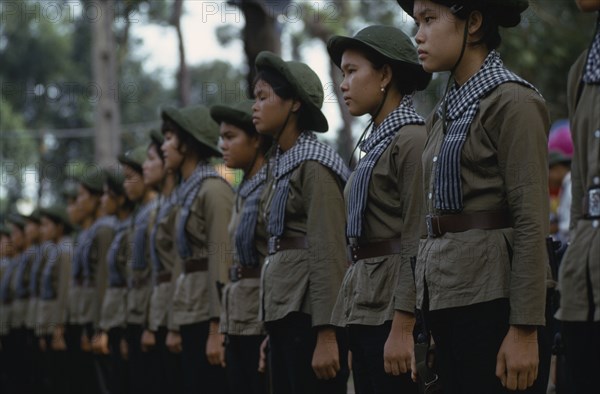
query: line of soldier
[{"left": 1, "top": 1, "right": 599, "bottom": 394}]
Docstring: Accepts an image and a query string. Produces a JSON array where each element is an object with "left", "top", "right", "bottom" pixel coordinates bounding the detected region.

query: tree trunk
[
  {"left": 91, "top": 0, "right": 121, "bottom": 167},
  {"left": 171, "top": 0, "right": 190, "bottom": 106}
]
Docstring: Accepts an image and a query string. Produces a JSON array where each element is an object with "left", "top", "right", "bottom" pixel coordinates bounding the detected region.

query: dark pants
[
  {"left": 180, "top": 321, "right": 228, "bottom": 394},
  {"left": 348, "top": 322, "right": 418, "bottom": 394},
  {"left": 149, "top": 327, "right": 182, "bottom": 394},
  {"left": 562, "top": 321, "right": 600, "bottom": 394},
  {"left": 65, "top": 323, "right": 99, "bottom": 394},
  {"left": 126, "top": 323, "right": 152, "bottom": 394},
  {"left": 225, "top": 334, "right": 267, "bottom": 394},
  {"left": 428, "top": 299, "right": 544, "bottom": 394},
  {"left": 4, "top": 327, "right": 34, "bottom": 394},
  {"left": 107, "top": 327, "right": 128, "bottom": 394},
  {"left": 266, "top": 312, "right": 349, "bottom": 394}
]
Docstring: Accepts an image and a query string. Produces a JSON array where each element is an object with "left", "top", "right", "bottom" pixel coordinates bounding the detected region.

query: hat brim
[
  {"left": 327, "top": 35, "right": 431, "bottom": 91},
  {"left": 210, "top": 105, "right": 254, "bottom": 132},
  {"left": 39, "top": 209, "right": 73, "bottom": 232},
  {"left": 255, "top": 52, "right": 329, "bottom": 133},
  {"left": 162, "top": 107, "right": 222, "bottom": 157},
  {"left": 118, "top": 154, "right": 143, "bottom": 173}
]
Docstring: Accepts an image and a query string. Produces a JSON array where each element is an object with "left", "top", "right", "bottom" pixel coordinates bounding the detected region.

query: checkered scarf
[
  {"left": 235, "top": 165, "right": 268, "bottom": 267},
  {"left": 434, "top": 50, "right": 538, "bottom": 212},
  {"left": 583, "top": 19, "right": 600, "bottom": 84},
  {"left": 41, "top": 236, "right": 72, "bottom": 300},
  {"left": 150, "top": 191, "right": 178, "bottom": 274},
  {"left": 71, "top": 229, "right": 88, "bottom": 281},
  {"left": 0, "top": 257, "right": 18, "bottom": 302},
  {"left": 268, "top": 131, "right": 350, "bottom": 239},
  {"left": 15, "top": 245, "right": 39, "bottom": 299},
  {"left": 131, "top": 199, "right": 158, "bottom": 271},
  {"left": 81, "top": 215, "right": 117, "bottom": 280},
  {"left": 107, "top": 217, "right": 132, "bottom": 288},
  {"left": 175, "top": 163, "right": 224, "bottom": 260},
  {"left": 29, "top": 241, "right": 52, "bottom": 297},
  {"left": 347, "top": 96, "right": 424, "bottom": 238}
]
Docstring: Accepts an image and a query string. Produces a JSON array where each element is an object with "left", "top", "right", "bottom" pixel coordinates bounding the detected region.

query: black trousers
[
  {"left": 428, "top": 299, "right": 544, "bottom": 394},
  {"left": 225, "top": 334, "right": 267, "bottom": 394},
  {"left": 65, "top": 323, "right": 99, "bottom": 394},
  {"left": 107, "top": 327, "right": 128, "bottom": 394},
  {"left": 179, "top": 321, "right": 228, "bottom": 394},
  {"left": 148, "top": 327, "right": 183, "bottom": 394},
  {"left": 125, "top": 323, "right": 153, "bottom": 394},
  {"left": 348, "top": 322, "right": 418, "bottom": 394},
  {"left": 561, "top": 321, "right": 600, "bottom": 394},
  {"left": 266, "top": 312, "right": 349, "bottom": 394}
]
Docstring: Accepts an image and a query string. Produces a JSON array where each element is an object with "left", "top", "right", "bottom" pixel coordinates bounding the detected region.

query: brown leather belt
[
  {"left": 155, "top": 271, "right": 172, "bottom": 285},
  {"left": 229, "top": 265, "right": 262, "bottom": 282},
  {"left": 129, "top": 277, "right": 150, "bottom": 289},
  {"left": 268, "top": 236, "right": 309, "bottom": 255},
  {"left": 426, "top": 210, "right": 511, "bottom": 238},
  {"left": 183, "top": 258, "right": 209, "bottom": 274},
  {"left": 348, "top": 238, "right": 403, "bottom": 263}
]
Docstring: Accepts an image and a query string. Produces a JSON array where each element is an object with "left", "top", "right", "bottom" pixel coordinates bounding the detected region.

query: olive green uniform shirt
[
  {"left": 418, "top": 82, "right": 550, "bottom": 326},
  {"left": 171, "top": 178, "right": 233, "bottom": 328},
  {"left": 259, "top": 161, "right": 347, "bottom": 327},
  {"left": 99, "top": 225, "right": 130, "bottom": 331},
  {"left": 10, "top": 249, "right": 35, "bottom": 329},
  {"left": 331, "top": 125, "right": 425, "bottom": 326},
  {"left": 556, "top": 51, "right": 600, "bottom": 322}
]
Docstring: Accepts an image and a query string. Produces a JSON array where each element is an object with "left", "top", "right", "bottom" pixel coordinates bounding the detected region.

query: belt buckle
[
  {"left": 587, "top": 187, "right": 600, "bottom": 218},
  {"left": 229, "top": 266, "right": 241, "bottom": 282},
  {"left": 268, "top": 237, "right": 278, "bottom": 255},
  {"left": 347, "top": 238, "right": 359, "bottom": 263},
  {"left": 425, "top": 215, "right": 437, "bottom": 238}
]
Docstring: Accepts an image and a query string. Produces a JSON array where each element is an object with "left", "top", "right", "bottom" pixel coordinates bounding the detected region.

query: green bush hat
[
  {"left": 255, "top": 51, "right": 329, "bottom": 133},
  {"left": 24, "top": 209, "right": 41, "bottom": 223},
  {"left": 6, "top": 213, "right": 27, "bottom": 230},
  {"left": 210, "top": 100, "right": 256, "bottom": 132},
  {"left": 327, "top": 25, "right": 431, "bottom": 91},
  {"left": 161, "top": 105, "right": 221, "bottom": 157},
  {"left": 396, "top": 0, "right": 528, "bottom": 27},
  {"left": 40, "top": 204, "right": 73, "bottom": 232},
  {"left": 61, "top": 183, "right": 79, "bottom": 201},
  {"left": 77, "top": 169, "right": 105, "bottom": 194},
  {"left": 0, "top": 223, "right": 12, "bottom": 237},
  {"left": 149, "top": 129, "right": 164, "bottom": 147},
  {"left": 118, "top": 146, "right": 147, "bottom": 173},
  {"left": 104, "top": 166, "right": 126, "bottom": 195}
]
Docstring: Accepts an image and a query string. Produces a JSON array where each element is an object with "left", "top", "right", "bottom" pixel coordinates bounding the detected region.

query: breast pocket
[{"left": 354, "top": 256, "right": 395, "bottom": 311}]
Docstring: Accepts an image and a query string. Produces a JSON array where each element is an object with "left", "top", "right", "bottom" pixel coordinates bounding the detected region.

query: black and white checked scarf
[
  {"left": 175, "top": 164, "right": 223, "bottom": 260},
  {"left": 235, "top": 165, "right": 268, "bottom": 267},
  {"left": 15, "top": 245, "right": 39, "bottom": 299},
  {"left": 150, "top": 191, "right": 178, "bottom": 274},
  {"left": 29, "top": 241, "right": 52, "bottom": 297},
  {"left": 81, "top": 215, "right": 117, "bottom": 281},
  {"left": 41, "top": 237, "right": 72, "bottom": 300},
  {"left": 434, "top": 50, "right": 538, "bottom": 212},
  {"left": 107, "top": 217, "right": 132, "bottom": 288},
  {"left": 268, "top": 131, "right": 350, "bottom": 240},
  {"left": 131, "top": 199, "right": 158, "bottom": 271},
  {"left": 0, "top": 257, "right": 18, "bottom": 302},
  {"left": 347, "top": 96, "right": 424, "bottom": 238},
  {"left": 583, "top": 19, "right": 600, "bottom": 84},
  {"left": 71, "top": 229, "right": 88, "bottom": 281}
]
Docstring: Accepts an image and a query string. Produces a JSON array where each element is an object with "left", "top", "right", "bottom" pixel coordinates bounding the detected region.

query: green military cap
[
  {"left": 161, "top": 105, "right": 221, "bottom": 157},
  {"left": 61, "top": 183, "right": 79, "bottom": 201},
  {"left": 255, "top": 51, "right": 329, "bottom": 133},
  {"left": 396, "top": 0, "right": 528, "bottom": 27},
  {"left": 24, "top": 209, "right": 41, "bottom": 223},
  {"left": 149, "top": 129, "right": 164, "bottom": 147},
  {"left": 6, "top": 213, "right": 27, "bottom": 230},
  {"left": 327, "top": 25, "right": 431, "bottom": 91},
  {"left": 0, "top": 223, "right": 11, "bottom": 236},
  {"left": 104, "top": 166, "right": 126, "bottom": 195},
  {"left": 118, "top": 146, "right": 147, "bottom": 173},
  {"left": 77, "top": 169, "right": 105, "bottom": 194},
  {"left": 39, "top": 204, "right": 73, "bottom": 232},
  {"left": 210, "top": 100, "right": 256, "bottom": 132}
]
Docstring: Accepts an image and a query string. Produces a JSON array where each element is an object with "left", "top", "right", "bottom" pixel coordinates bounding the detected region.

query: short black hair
[{"left": 453, "top": 3, "right": 502, "bottom": 50}]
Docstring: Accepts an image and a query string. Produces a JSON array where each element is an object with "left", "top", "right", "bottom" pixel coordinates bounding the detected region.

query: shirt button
[
  {"left": 428, "top": 192, "right": 433, "bottom": 200},
  {"left": 594, "top": 177, "right": 600, "bottom": 185},
  {"left": 595, "top": 129, "right": 600, "bottom": 138},
  {"left": 433, "top": 156, "right": 438, "bottom": 163}
]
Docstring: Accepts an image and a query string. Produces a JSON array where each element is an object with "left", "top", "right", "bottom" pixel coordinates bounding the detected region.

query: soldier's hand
[
  {"left": 80, "top": 333, "right": 92, "bottom": 352},
  {"left": 51, "top": 326, "right": 67, "bottom": 351},
  {"left": 312, "top": 326, "right": 340, "bottom": 380},
  {"left": 166, "top": 330, "right": 182, "bottom": 354},
  {"left": 141, "top": 329, "right": 156, "bottom": 352},
  {"left": 384, "top": 311, "right": 415, "bottom": 376},
  {"left": 92, "top": 332, "right": 109, "bottom": 355},
  {"left": 496, "top": 325, "right": 539, "bottom": 391},
  {"left": 39, "top": 337, "right": 48, "bottom": 352},
  {"left": 258, "top": 336, "right": 269, "bottom": 373},
  {"left": 120, "top": 338, "right": 129, "bottom": 360},
  {"left": 206, "top": 320, "right": 225, "bottom": 367}
]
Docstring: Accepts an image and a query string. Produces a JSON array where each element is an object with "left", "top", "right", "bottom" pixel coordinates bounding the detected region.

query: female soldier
[
  {"left": 141, "top": 130, "right": 182, "bottom": 393},
  {"left": 555, "top": 1, "right": 600, "bottom": 393},
  {"left": 210, "top": 100, "right": 271, "bottom": 394},
  {"left": 37, "top": 205, "right": 74, "bottom": 394},
  {"left": 118, "top": 146, "right": 158, "bottom": 394},
  {"left": 397, "top": 0, "right": 550, "bottom": 392},
  {"left": 252, "top": 51, "right": 350, "bottom": 393},
  {"left": 327, "top": 25, "right": 430, "bottom": 393},
  {"left": 161, "top": 105, "right": 233, "bottom": 394},
  {"left": 95, "top": 167, "right": 134, "bottom": 394}
]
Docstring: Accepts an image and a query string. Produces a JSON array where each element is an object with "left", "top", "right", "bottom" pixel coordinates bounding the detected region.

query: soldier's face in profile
[
  {"left": 143, "top": 144, "right": 166, "bottom": 189},
  {"left": 76, "top": 185, "right": 100, "bottom": 218},
  {"left": 40, "top": 216, "right": 59, "bottom": 243},
  {"left": 161, "top": 130, "right": 185, "bottom": 171},
  {"left": 123, "top": 165, "right": 146, "bottom": 203}
]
